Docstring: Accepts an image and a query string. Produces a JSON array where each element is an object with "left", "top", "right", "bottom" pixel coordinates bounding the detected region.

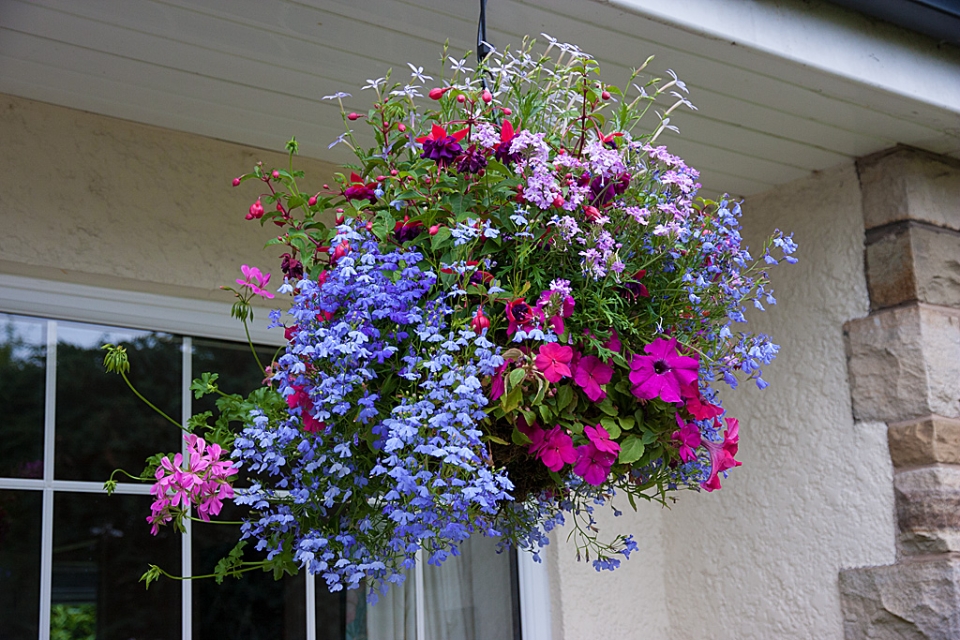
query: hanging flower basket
[{"left": 104, "top": 35, "right": 796, "bottom": 593}]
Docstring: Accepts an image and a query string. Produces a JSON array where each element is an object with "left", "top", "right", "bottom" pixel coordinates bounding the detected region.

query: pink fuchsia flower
[
  {"left": 535, "top": 426, "right": 577, "bottom": 472},
  {"left": 681, "top": 382, "right": 723, "bottom": 420},
  {"left": 574, "top": 442, "right": 617, "bottom": 485},
  {"left": 623, "top": 269, "right": 650, "bottom": 300},
  {"left": 504, "top": 298, "right": 544, "bottom": 335},
  {"left": 494, "top": 120, "right": 521, "bottom": 166},
  {"left": 671, "top": 414, "right": 701, "bottom": 463},
  {"left": 237, "top": 265, "right": 274, "bottom": 299},
  {"left": 628, "top": 337, "right": 699, "bottom": 403},
  {"left": 573, "top": 356, "right": 613, "bottom": 402},
  {"left": 701, "top": 418, "right": 742, "bottom": 492},
  {"left": 535, "top": 343, "right": 574, "bottom": 383}
]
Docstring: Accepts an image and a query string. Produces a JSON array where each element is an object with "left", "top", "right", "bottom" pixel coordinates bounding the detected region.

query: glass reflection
[
  {"left": 52, "top": 492, "right": 181, "bottom": 640},
  {"left": 0, "top": 313, "right": 46, "bottom": 479},
  {"left": 55, "top": 323, "right": 181, "bottom": 482},
  {"left": 0, "top": 490, "right": 42, "bottom": 639}
]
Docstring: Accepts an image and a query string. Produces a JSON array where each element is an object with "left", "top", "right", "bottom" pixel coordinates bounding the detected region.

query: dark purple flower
[
  {"left": 280, "top": 253, "right": 304, "bottom": 281},
  {"left": 343, "top": 172, "right": 378, "bottom": 204},
  {"left": 457, "top": 144, "right": 488, "bottom": 174},
  {"left": 393, "top": 219, "right": 424, "bottom": 243},
  {"left": 417, "top": 124, "right": 468, "bottom": 168}
]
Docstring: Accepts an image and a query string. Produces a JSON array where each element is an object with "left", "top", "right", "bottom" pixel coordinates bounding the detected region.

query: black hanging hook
[{"left": 477, "top": 0, "right": 492, "bottom": 67}]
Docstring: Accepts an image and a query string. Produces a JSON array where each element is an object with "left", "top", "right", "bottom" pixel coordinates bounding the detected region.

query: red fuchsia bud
[
  {"left": 471, "top": 307, "right": 490, "bottom": 334},
  {"left": 502, "top": 107, "right": 512, "bottom": 116},
  {"left": 424, "top": 176, "right": 432, "bottom": 185},
  {"left": 428, "top": 87, "right": 448, "bottom": 100},
  {"left": 276, "top": 202, "right": 284, "bottom": 212},
  {"left": 515, "top": 193, "right": 526, "bottom": 204},
  {"left": 482, "top": 89, "right": 492, "bottom": 103},
  {"left": 376, "top": 175, "right": 386, "bottom": 182},
  {"left": 601, "top": 90, "right": 611, "bottom": 100},
  {"left": 232, "top": 177, "right": 241, "bottom": 187},
  {"left": 273, "top": 219, "right": 284, "bottom": 227},
  {"left": 397, "top": 123, "right": 406, "bottom": 132},
  {"left": 365, "top": 221, "right": 373, "bottom": 231},
  {"left": 515, "top": 184, "right": 524, "bottom": 192},
  {"left": 323, "top": 184, "right": 330, "bottom": 190},
  {"left": 390, "top": 169, "right": 399, "bottom": 176},
  {"left": 429, "top": 224, "right": 440, "bottom": 236},
  {"left": 478, "top": 168, "right": 486, "bottom": 177},
  {"left": 248, "top": 199, "right": 264, "bottom": 219},
  {"left": 347, "top": 112, "right": 361, "bottom": 121},
  {"left": 456, "top": 94, "right": 466, "bottom": 103},
  {"left": 336, "top": 215, "right": 344, "bottom": 224},
  {"left": 584, "top": 205, "right": 601, "bottom": 222},
  {"left": 332, "top": 241, "right": 350, "bottom": 261},
  {"left": 552, "top": 195, "right": 565, "bottom": 208},
  {"left": 308, "top": 195, "right": 318, "bottom": 206},
  {"left": 272, "top": 170, "right": 280, "bottom": 179},
  {"left": 336, "top": 208, "right": 344, "bottom": 213}
]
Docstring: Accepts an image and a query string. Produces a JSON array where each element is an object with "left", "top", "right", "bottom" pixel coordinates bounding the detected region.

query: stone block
[
  {"left": 840, "top": 557, "right": 960, "bottom": 640},
  {"left": 845, "top": 304, "right": 960, "bottom": 423},
  {"left": 895, "top": 466, "right": 960, "bottom": 554},
  {"left": 889, "top": 416, "right": 960, "bottom": 468},
  {"left": 865, "top": 222, "right": 960, "bottom": 310},
  {"left": 859, "top": 147, "right": 960, "bottom": 232}
]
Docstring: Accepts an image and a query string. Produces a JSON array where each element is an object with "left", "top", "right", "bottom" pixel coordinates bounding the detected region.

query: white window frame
[{"left": 0, "top": 273, "right": 552, "bottom": 640}]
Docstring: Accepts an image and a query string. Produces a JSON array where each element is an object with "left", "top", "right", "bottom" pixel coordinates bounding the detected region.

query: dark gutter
[{"left": 826, "top": 0, "right": 960, "bottom": 46}]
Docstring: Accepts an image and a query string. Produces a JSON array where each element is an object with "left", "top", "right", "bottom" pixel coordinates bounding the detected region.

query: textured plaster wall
[
  {"left": 0, "top": 93, "right": 337, "bottom": 300},
  {"left": 658, "top": 164, "right": 897, "bottom": 639}
]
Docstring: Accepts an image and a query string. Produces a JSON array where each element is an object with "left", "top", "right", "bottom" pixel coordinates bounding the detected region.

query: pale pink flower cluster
[{"left": 147, "top": 434, "right": 238, "bottom": 535}]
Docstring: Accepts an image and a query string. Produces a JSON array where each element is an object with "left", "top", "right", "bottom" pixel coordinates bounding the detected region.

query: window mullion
[
  {"left": 38, "top": 319, "right": 58, "bottom": 640},
  {"left": 182, "top": 336, "right": 193, "bottom": 640},
  {"left": 305, "top": 571, "right": 317, "bottom": 640},
  {"left": 415, "top": 548, "right": 426, "bottom": 640}
]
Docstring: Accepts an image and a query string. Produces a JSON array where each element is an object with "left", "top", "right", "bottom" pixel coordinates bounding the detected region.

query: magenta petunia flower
[
  {"left": 604, "top": 329, "right": 622, "bottom": 353},
  {"left": 574, "top": 442, "right": 617, "bottom": 486},
  {"left": 236, "top": 265, "right": 274, "bottom": 299},
  {"left": 535, "top": 342, "right": 574, "bottom": 383},
  {"left": 671, "top": 414, "right": 701, "bottom": 463},
  {"left": 628, "top": 337, "right": 698, "bottom": 403},
  {"left": 701, "top": 418, "right": 741, "bottom": 492},
  {"left": 535, "top": 426, "right": 577, "bottom": 472},
  {"left": 574, "top": 356, "right": 613, "bottom": 402}
]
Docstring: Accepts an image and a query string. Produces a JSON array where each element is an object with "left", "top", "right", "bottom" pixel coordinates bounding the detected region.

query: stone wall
[{"left": 840, "top": 147, "right": 960, "bottom": 639}]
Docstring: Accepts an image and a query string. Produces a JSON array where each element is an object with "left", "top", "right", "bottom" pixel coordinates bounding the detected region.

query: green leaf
[
  {"left": 641, "top": 430, "right": 659, "bottom": 445},
  {"left": 520, "top": 408, "right": 537, "bottom": 426},
  {"left": 500, "top": 385, "right": 522, "bottom": 413},
  {"left": 538, "top": 403, "right": 554, "bottom": 423},
  {"left": 511, "top": 426, "right": 532, "bottom": 446},
  {"left": 600, "top": 417, "right": 621, "bottom": 439},
  {"left": 618, "top": 436, "right": 645, "bottom": 465},
  {"left": 556, "top": 385, "right": 573, "bottom": 411},
  {"left": 485, "top": 434, "right": 510, "bottom": 446},
  {"left": 140, "top": 565, "right": 163, "bottom": 590},
  {"left": 430, "top": 225, "right": 452, "bottom": 250},
  {"left": 598, "top": 398, "right": 618, "bottom": 416},
  {"left": 618, "top": 415, "right": 636, "bottom": 431},
  {"left": 507, "top": 367, "right": 526, "bottom": 391},
  {"left": 372, "top": 211, "right": 394, "bottom": 241}
]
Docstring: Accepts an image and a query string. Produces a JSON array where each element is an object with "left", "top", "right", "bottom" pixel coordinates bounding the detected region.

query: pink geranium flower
[
  {"left": 535, "top": 343, "right": 574, "bottom": 383},
  {"left": 701, "top": 418, "right": 742, "bottom": 492},
  {"left": 534, "top": 426, "right": 577, "bottom": 471},
  {"left": 574, "top": 356, "right": 613, "bottom": 402},
  {"left": 236, "top": 264, "right": 275, "bottom": 299},
  {"left": 628, "top": 337, "right": 699, "bottom": 403}
]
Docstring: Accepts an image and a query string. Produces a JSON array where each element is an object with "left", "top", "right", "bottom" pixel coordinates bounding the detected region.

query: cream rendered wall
[
  {"left": 0, "top": 93, "right": 338, "bottom": 301},
  {"left": 659, "top": 165, "right": 897, "bottom": 639}
]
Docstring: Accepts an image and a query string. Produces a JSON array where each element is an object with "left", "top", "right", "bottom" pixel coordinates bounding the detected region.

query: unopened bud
[
  {"left": 232, "top": 177, "right": 241, "bottom": 187},
  {"left": 347, "top": 112, "right": 361, "bottom": 121},
  {"left": 429, "top": 225, "right": 440, "bottom": 236},
  {"left": 482, "top": 90, "right": 492, "bottom": 103}
]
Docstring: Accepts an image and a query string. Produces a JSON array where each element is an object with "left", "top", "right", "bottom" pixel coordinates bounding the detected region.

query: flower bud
[
  {"left": 456, "top": 94, "right": 466, "bottom": 103},
  {"left": 271, "top": 170, "right": 280, "bottom": 179},
  {"left": 429, "top": 225, "right": 440, "bottom": 236},
  {"left": 248, "top": 199, "right": 264, "bottom": 219},
  {"left": 601, "top": 90, "right": 611, "bottom": 100},
  {"left": 482, "top": 90, "right": 492, "bottom": 103},
  {"left": 584, "top": 205, "right": 601, "bottom": 222},
  {"left": 397, "top": 123, "right": 407, "bottom": 132},
  {"left": 232, "top": 177, "right": 241, "bottom": 187},
  {"left": 308, "top": 196, "right": 318, "bottom": 206},
  {"left": 471, "top": 307, "right": 490, "bottom": 334},
  {"left": 365, "top": 221, "right": 374, "bottom": 231},
  {"left": 552, "top": 195, "right": 565, "bottom": 208},
  {"left": 428, "top": 87, "right": 448, "bottom": 100},
  {"left": 390, "top": 169, "right": 399, "bottom": 176},
  {"left": 502, "top": 107, "right": 512, "bottom": 116},
  {"left": 347, "top": 112, "right": 361, "bottom": 121}
]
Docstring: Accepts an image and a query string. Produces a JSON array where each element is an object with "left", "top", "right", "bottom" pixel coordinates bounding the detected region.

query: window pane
[
  {"left": 52, "top": 492, "right": 181, "bottom": 640},
  {"left": 193, "top": 501, "right": 308, "bottom": 640},
  {"left": 55, "top": 323, "right": 181, "bottom": 481},
  {"left": 0, "top": 490, "right": 42, "bottom": 639},
  {"left": 0, "top": 313, "right": 46, "bottom": 479},
  {"left": 363, "top": 571, "right": 417, "bottom": 640},
  {"left": 422, "top": 538, "right": 520, "bottom": 640}
]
